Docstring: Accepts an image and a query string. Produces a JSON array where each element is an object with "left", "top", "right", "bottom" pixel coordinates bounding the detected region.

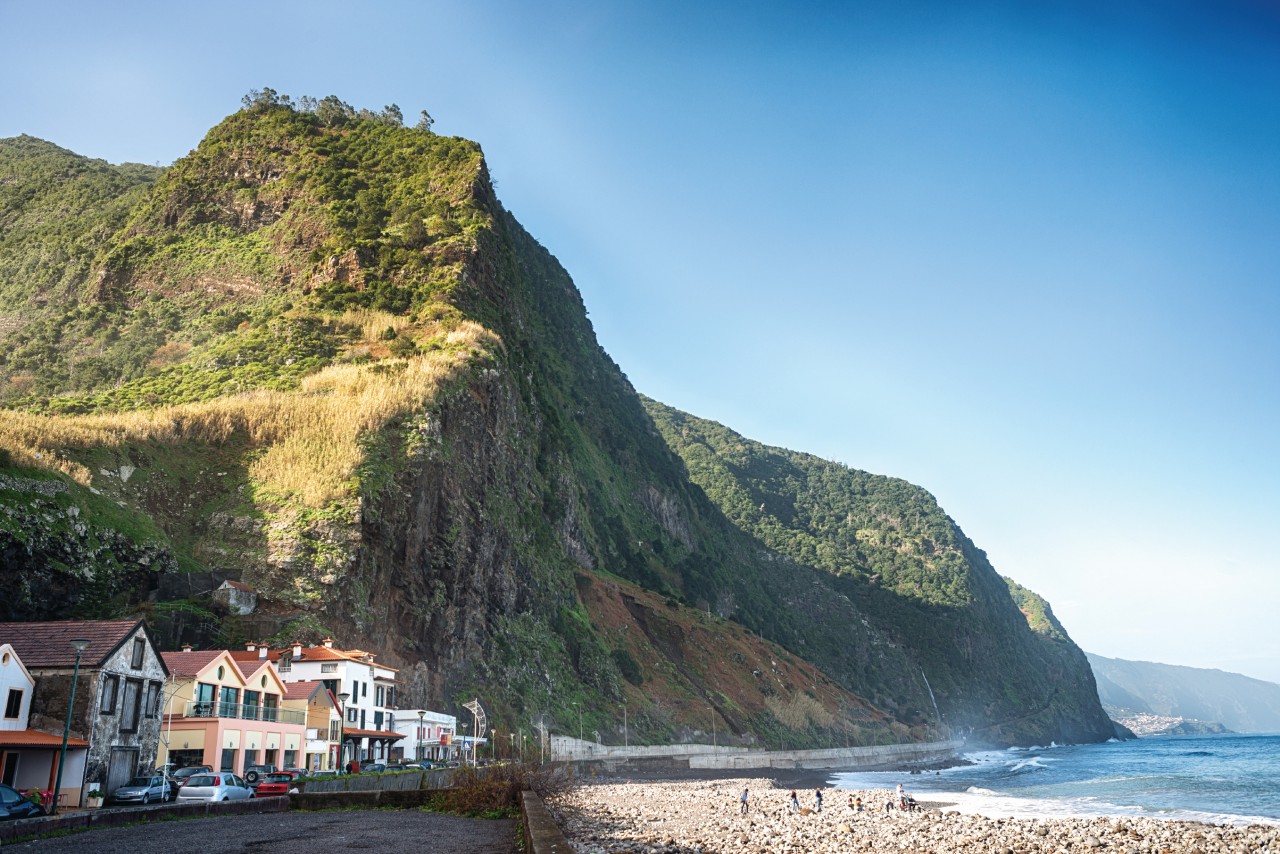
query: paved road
[{"left": 4, "top": 809, "right": 518, "bottom": 853}]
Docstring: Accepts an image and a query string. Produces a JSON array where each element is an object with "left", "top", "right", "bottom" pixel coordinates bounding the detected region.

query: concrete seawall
[{"left": 553, "top": 737, "right": 962, "bottom": 773}]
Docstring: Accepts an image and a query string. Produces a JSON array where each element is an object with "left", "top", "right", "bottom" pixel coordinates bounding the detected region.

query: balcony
[{"left": 183, "top": 701, "right": 306, "bottom": 725}]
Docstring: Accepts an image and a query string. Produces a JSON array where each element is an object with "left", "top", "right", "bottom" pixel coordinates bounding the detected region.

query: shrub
[{"left": 428, "top": 762, "right": 575, "bottom": 818}]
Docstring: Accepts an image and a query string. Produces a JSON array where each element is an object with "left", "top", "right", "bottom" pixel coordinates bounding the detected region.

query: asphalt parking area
[{"left": 2, "top": 808, "right": 519, "bottom": 853}]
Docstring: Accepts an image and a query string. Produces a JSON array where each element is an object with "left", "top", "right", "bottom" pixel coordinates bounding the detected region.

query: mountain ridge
[{"left": 0, "top": 98, "right": 1113, "bottom": 749}]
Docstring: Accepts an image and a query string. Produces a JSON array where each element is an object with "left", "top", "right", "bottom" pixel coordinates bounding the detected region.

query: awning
[{"left": 0, "top": 729, "right": 89, "bottom": 748}]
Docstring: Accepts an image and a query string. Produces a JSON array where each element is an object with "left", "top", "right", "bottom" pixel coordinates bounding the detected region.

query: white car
[{"left": 176, "top": 772, "right": 255, "bottom": 802}]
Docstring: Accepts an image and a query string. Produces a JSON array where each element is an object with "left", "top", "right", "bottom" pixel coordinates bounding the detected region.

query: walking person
[
  {"left": 814, "top": 788, "right": 823, "bottom": 813},
  {"left": 789, "top": 790, "right": 801, "bottom": 813},
  {"left": 740, "top": 787, "right": 749, "bottom": 815}
]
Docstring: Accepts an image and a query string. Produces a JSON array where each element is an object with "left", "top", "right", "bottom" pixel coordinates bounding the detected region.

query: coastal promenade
[{"left": 550, "top": 736, "right": 963, "bottom": 772}]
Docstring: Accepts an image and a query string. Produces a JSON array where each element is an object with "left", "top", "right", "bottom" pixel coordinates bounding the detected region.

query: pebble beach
[{"left": 549, "top": 777, "right": 1279, "bottom": 853}]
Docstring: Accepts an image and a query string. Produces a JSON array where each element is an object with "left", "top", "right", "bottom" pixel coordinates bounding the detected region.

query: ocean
[{"left": 828, "top": 733, "right": 1280, "bottom": 827}]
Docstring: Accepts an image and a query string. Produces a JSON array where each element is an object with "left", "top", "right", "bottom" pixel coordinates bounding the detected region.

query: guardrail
[{"left": 183, "top": 702, "right": 306, "bottom": 725}]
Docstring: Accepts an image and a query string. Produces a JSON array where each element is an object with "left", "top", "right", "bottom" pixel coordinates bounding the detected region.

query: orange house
[{"left": 158, "top": 649, "right": 307, "bottom": 774}]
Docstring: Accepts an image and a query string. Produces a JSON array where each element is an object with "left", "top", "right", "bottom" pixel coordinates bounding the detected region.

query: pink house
[{"left": 158, "top": 648, "right": 307, "bottom": 774}]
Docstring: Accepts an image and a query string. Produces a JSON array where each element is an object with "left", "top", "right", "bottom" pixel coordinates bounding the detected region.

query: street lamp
[
  {"left": 622, "top": 702, "right": 628, "bottom": 749},
  {"left": 53, "top": 638, "right": 90, "bottom": 815},
  {"left": 337, "top": 691, "right": 350, "bottom": 771},
  {"left": 417, "top": 710, "right": 425, "bottom": 762},
  {"left": 709, "top": 706, "right": 716, "bottom": 750}
]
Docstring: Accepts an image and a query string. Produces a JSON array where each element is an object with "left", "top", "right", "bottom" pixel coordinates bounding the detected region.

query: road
[{"left": 3, "top": 809, "right": 518, "bottom": 852}]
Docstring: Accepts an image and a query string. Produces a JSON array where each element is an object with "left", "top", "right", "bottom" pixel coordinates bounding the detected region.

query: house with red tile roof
[
  {"left": 157, "top": 647, "right": 307, "bottom": 777},
  {"left": 238, "top": 639, "right": 403, "bottom": 768},
  {"left": 279, "top": 680, "right": 341, "bottom": 771},
  {"left": 0, "top": 619, "right": 168, "bottom": 805}
]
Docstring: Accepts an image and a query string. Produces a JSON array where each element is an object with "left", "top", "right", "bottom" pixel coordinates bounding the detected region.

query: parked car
[
  {"left": 0, "top": 784, "right": 44, "bottom": 820},
  {"left": 175, "top": 773, "right": 255, "bottom": 802},
  {"left": 242, "top": 764, "right": 277, "bottom": 784},
  {"left": 169, "top": 765, "right": 213, "bottom": 798},
  {"left": 252, "top": 772, "right": 299, "bottom": 797},
  {"left": 362, "top": 763, "right": 387, "bottom": 774},
  {"left": 109, "top": 775, "right": 169, "bottom": 806}
]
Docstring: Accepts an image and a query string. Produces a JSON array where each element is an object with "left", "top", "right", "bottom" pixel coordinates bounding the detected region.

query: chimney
[
  {"left": 246, "top": 642, "right": 256, "bottom": 652},
  {"left": 322, "top": 638, "right": 333, "bottom": 649},
  {"left": 259, "top": 645, "right": 268, "bottom": 660},
  {"left": 292, "top": 641, "right": 302, "bottom": 659},
  {"left": 180, "top": 644, "right": 193, "bottom": 653}
]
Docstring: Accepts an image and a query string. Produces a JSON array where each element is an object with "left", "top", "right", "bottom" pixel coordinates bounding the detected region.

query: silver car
[
  {"left": 109, "top": 774, "right": 170, "bottom": 806},
  {"left": 175, "top": 772, "right": 255, "bottom": 802}
]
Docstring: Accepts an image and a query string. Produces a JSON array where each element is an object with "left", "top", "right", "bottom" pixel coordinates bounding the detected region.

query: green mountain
[
  {"left": 1089, "top": 653, "right": 1280, "bottom": 733},
  {"left": 0, "top": 95, "right": 1113, "bottom": 748}
]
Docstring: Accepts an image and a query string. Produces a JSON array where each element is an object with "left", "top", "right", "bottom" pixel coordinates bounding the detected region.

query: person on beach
[
  {"left": 896, "top": 782, "right": 904, "bottom": 801},
  {"left": 814, "top": 788, "right": 823, "bottom": 812},
  {"left": 789, "top": 790, "right": 800, "bottom": 813},
  {"left": 885, "top": 796, "right": 895, "bottom": 813},
  {"left": 740, "top": 787, "right": 749, "bottom": 815},
  {"left": 854, "top": 795, "right": 863, "bottom": 812}
]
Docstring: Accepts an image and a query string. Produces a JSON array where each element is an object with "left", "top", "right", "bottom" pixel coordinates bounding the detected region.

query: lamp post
[
  {"left": 709, "top": 707, "right": 716, "bottom": 750},
  {"left": 337, "top": 691, "right": 350, "bottom": 771},
  {"left": 417, "top": 710, "right": 425, "bottom": 762},
  {"left": 53, "top": 638, "right": 90, "bottom": 815},
  {"left": 622, "top": 702, "right": 628, "bottom": 749}
]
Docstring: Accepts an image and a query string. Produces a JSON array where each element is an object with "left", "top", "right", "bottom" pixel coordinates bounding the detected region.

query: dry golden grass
[
  {"left": 0, "top": 320, "right": 498, "bottom": 507},
  {"left": 336, "top": 308, "right": 414, "bottom": 343}
]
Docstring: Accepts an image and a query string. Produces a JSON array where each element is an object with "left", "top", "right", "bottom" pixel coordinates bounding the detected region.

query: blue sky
[{"left": 4, "top": 0, "right": 1278, "bottom": 682}]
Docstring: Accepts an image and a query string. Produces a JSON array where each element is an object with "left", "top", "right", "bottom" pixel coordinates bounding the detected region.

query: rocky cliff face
[{"left": 0, "top": 106, "right": 1114, "bottom": 747}]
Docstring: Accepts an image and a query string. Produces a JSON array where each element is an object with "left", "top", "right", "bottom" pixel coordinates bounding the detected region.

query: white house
[
  {"left": 239, "top": 639, "right": 403, "bottom": 767},
  {"left": 392, "top": 709, "right": 458, "bottom": 763},
  {"left": 0, "top": 643, "right": 88, "bottom": 808}
]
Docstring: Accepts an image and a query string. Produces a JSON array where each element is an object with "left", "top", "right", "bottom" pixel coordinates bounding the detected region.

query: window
[
  {"left": 284, "top": 749, "right": 297, "bottom": 769},
  {"left": 278, "top": 655, "right": 291, "bottom": 673},
  {"left": 144, "top": 682, "right": 161, "bottom": 718},
  {"left": 329, "top": 720, "right": 340, "bottom": 741},
  {"left": 320, "top": 663, "right": 338, "bottom": 673},
  {"left": 4, "top": 689, "right": 21, "bottom": 719},
  {"left": 100, "top": 675, "right": 119, "bottom": 714},
  {"left": 347, "top": 707, "right": 358, "bottom": 723},
  {"left": 220, "top": 748, "right": 237, "bottom": 772},
  {"left": 375, "top": 686, "right": 384, "bottom": 706},
  {"left": 219, "top": 686, "right": 239, "bottom": 718},
  {"left": 373, "top": 711, "right": 384, "bottom": 730},
  {"left": 262, "top": 694, "right": 278, "bottom": 723},
  {"left": 130, "top": 637, "right": 145, "bottom": 669},
  {"left": 243, "top": 690, "right": 260, "bottom": 720},
  {"left": 121, "top": 679, "right": 142, "bottom": 732}
]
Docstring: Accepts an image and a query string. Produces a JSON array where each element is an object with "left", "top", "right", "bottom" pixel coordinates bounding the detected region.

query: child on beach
[
  {"left": 740, "top": 787, "right": 749, "bottom": 815},
  {"left": 854, "top": 795, "right": 863, "bottom": 812}
]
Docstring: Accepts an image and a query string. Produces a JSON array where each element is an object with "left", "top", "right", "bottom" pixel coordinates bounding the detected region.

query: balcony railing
[{"left": 184, "top": 701, "right": 305, "bottom": 725}]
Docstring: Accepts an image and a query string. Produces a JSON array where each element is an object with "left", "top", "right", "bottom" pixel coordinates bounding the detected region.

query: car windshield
[
  {"left": 265, "top": 774, "right": 291, "bottom": 782},
  {"left": 186, "top": 775, "right": 216, "bottom": 786},
  {"left": 126, "top": 777, "right": 154, "bottom": 786}
]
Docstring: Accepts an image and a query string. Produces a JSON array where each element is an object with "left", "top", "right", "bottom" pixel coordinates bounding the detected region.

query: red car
[{"left": 252, "top": 771, "right": 299, "bottom": 797}]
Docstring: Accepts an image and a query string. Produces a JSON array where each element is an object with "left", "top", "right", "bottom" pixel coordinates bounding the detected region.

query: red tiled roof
[
  {"left": 0, "top": 729, "right": 89, "bottom": 748},
  {"left": 282, "top": 680, "right": 323, "bottom": 701},
  {"left": 161, "top": 649, "right": 228, "bottom": 678},
  {"left": 0, "top": 620, "right": 146, "bottom": 669},
  {"left": 228, "top": 649, "right": 281, "bottom": 663}
]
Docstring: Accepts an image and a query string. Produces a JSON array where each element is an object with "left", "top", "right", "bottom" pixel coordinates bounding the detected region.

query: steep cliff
[{"left": 0, "top": 100, "right": 1111, "bottom": 747}]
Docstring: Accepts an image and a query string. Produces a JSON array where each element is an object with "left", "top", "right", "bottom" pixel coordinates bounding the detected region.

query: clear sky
[{"left": 4, "top": 1, "right": 1278, "bottom": 682}]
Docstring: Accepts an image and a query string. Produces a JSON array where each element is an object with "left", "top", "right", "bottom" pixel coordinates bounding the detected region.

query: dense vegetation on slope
[
  {"left": 0, "top": 96, "right": 1112, "bottom": 748},
  {"left": 643, "top": 400, "right": 1116, "bottom": 744}
]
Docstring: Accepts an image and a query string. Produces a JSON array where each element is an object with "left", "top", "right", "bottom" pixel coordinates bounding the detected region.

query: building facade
[
  {"left": 0, "top": 643, "right": 89, "bottom": 806},
  {"left": 0, "top": 620, "right": 169, "bottom": 803},
  {"left": 158, "top": 648, "right": 308, "bottom": 775}
]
